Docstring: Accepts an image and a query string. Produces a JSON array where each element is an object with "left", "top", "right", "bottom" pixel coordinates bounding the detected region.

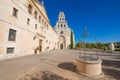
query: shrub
[{"left": 115, "top": 48, "right": 120, "bottom": 51}]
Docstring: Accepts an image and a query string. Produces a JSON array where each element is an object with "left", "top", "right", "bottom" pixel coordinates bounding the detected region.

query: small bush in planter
[
  {"left": 47, "top": 46, "right": 49, "bottom": 49},
  {"left": 36, "top": 47, "right": 40, "bottom": 50},
  {"left": 34, "top": 47, "right": 40, "bottom": 54}
]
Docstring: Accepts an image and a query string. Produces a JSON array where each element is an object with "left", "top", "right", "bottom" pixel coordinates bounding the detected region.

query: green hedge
[{"left": 115, "top": 48, "right": 120, "bottom": 51}]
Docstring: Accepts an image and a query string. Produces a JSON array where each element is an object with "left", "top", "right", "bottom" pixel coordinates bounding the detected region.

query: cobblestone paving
[{"left": 0, "top": 50, "right": 120, "bottom": 80}]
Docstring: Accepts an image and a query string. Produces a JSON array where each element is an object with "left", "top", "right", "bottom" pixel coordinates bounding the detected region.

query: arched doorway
[
  {"left": 59, "top": 35, "right": 66, "bottom": 49},
  {"left": 60, "top": 44, "right": 63, "bottom": 49}
]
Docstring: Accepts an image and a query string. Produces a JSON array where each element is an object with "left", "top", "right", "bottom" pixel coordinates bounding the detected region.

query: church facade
[
  {"left": 0, "top": 0, "right": 74, "bottom": 60},
  {"left": 54, "top": 12, "right": 73, "bottom": 49}
]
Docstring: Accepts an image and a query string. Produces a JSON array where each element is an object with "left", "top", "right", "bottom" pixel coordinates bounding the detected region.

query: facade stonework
[{"left": 0, "top": 0, "right": 74, "bottom": 60}]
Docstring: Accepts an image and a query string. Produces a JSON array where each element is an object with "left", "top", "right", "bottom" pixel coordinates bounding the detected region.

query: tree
[
  {"left": 86, "top": 43, "right": 92, "bottom": 48},
  {"left": 75, "top": 42, "right": 83, "bottom": 48},
  {"left": 91, "top": 43, "right": 96, "bottom": 48},
  {"left": 97, "top": 43, "right": 105, "bottom": 49},
  {"left": 70, "top": 30, "right": 74, "bottom": 49}
]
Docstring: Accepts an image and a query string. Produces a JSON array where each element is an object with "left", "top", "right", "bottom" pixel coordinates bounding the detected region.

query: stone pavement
[
  {"left": 0, "top": 50, "right": 120, "bottom": 80},
  {"left": 0, "top": 50, "right": 79, "bottom": 80}
]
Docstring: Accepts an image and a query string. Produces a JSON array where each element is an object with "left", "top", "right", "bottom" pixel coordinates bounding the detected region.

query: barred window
[{"left": 6, "top": 47, "right": 14, "bottom": 54}]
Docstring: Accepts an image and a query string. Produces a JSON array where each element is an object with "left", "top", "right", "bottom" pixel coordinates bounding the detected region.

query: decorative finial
[{"left": 42, "top": 0, "right": 44, "bottom": 5}]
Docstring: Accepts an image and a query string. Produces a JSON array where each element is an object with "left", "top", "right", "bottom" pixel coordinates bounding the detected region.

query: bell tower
[
  {"left": 58, "top": 12, "right": 65, "bottom": 22},
  {"left": 55, "top": 12, "right": 69, "bottom": 36},
  {"left": 54, "top": 12, "right": 73, "bottom": 49}
]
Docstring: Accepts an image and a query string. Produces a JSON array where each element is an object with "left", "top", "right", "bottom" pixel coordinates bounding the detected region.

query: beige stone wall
[{"left": 0, "top": 0, "right": 59, "bottom": 59}]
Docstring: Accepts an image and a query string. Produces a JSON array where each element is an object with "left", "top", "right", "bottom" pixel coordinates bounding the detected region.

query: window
[
  {"left": 35, "top": 24, "right": 37, "bottom": 29},
  {"left": 59, "top": 18, "right": 61, "bottom": 21},
  {"left": 39, "top": 16, "right": 41, "bottom": 23},
  {"left": 8, "top": 29, "right": 16, "bottom": 41},
  {"left": 34, "top": 11, "right": 37, "bottom": 19},
  {"left": 60, "top": 31, "right": 64, "bottom": 34},
  {"left": 27, "top": 18, "right": 30, "bottom": 25},
  {"left": 42, "top": 19, "right": 44, "bottom": 25},
  {"left": 46, "top": 40, "right": 48, "bottom": 43},
  {"left": 44, "top": 30, "right": 46, "bottom": 34},
  {"left": 45, "top": 22, "right": 46, "bottom": 27},
  {"left": 47, "top": 24, "right": 49, "bottom": 30},
  {"left": 28, "top": 4, "right": 32, "bottom": 14},
  {"left": 61, "top": 24, "right": 63, "bottom": 27},
  {"left": 64, "top": 24, "right": 66, "bottom": 27},
  {"left": 12, "top": 8, "right": 18, "bottom": 17},
  {"left": 6, "top": 47, "right": 14, "bottom": 54},
  {"left": 62, "top": 18, "right": 64, "bottom": 20}
]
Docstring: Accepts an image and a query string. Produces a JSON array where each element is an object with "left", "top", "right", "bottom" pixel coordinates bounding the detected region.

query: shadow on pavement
[
  {"left": 58, "top": 62, "right": 76, "bottom": 72},
  {"left": 31, "top": 71, "right": 69, "bottom": 80},
  {"left": 102, "top": 59, "right": 120, "bottom": 80},
  {"left": 113, "top": 55, "right": 120, "bottom": 59},
  {"left": 102, "top": 60, "right": 120, "bottom": 68},
  {"left": 103, "top": 68, "right": 120, "bottom": 80}
]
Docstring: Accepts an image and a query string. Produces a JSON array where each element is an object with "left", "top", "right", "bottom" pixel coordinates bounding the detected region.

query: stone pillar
[{"left": 110, "top": 43, "right": 115, "bottom": 53}]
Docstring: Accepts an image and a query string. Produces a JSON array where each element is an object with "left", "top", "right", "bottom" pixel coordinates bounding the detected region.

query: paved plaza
[{"left": 0, "top": 50, "right": 120, "bottom": 80}]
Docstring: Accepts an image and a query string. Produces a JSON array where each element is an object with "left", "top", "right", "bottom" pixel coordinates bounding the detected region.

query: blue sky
[{"left": 39, "top": 0, "right": 120, "bottom": 43}]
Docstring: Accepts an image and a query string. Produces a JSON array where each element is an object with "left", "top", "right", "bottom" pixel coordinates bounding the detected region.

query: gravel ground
[{"left": 0, "top": 50, "right": 120, "bottom": 80}]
